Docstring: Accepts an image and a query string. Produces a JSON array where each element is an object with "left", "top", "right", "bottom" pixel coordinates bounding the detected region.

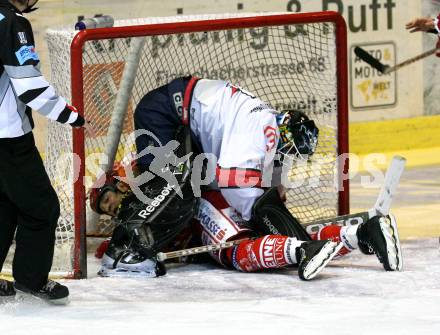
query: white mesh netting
[{"left": 2, "top": 13, "right": 347, "bottom": 278}]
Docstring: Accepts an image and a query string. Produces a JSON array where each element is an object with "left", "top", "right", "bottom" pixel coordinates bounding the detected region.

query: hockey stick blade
[
  {"left": 354, "top": 46, "right": 389, "bottom": 73},
  {"left": 304, "top": 211, "right": 370, "bottom": 235},
  {"left": 304, "top": 155, "right": 406, "bottom": 234}
]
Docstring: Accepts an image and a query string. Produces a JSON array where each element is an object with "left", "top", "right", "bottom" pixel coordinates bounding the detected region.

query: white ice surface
[{"left": 1, "top": 238, "right": 440, "bottom": 335}]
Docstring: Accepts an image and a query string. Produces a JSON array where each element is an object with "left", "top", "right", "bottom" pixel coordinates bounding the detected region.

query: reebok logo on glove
[{"left": 137, "top": 183, "right": 175, "bottom": 219}]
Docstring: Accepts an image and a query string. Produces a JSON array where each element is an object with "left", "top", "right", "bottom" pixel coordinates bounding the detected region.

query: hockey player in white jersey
[{"left": 89, "top": 76, "right": 402, "bottom": 280}]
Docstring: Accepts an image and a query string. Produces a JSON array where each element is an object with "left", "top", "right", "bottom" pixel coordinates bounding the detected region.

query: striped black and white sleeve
[
  {"left": 5, "top": 64, "right": 85, "bottom": 127},
  {"left": 0, "top": 12, "right": 84, "bottom": 127}
]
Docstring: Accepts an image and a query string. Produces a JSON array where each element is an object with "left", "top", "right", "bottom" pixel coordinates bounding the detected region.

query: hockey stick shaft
[
  {"left": 156, "top": 238, "right": 249, "bottom": 262},
  {"left": 385, "top": 48, "right": 438, "bottom": 74},
  {"left": 354, "top": 46, "right": 438, "bottom": 74}
]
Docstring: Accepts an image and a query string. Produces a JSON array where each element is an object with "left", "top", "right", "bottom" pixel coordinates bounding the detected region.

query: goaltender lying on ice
[{"left": 88, "top": 77, "right": 403, "bottom": 281}]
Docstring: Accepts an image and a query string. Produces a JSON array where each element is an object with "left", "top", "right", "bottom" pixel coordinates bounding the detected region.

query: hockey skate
[
  {"left": 357, "top": 214, "right": 402, "bottom": 271},
  {"left": 98, "top": 243, "right": 166, "bottom": 278},
  {"left": 296, "top": 240, "right": 343, "bottom": 280},
  {"left": 14, "top": 280, "right": 69, "bottom": 305},
  {"left": 0, "top": 279, "right": 15, "bottom": 297}
]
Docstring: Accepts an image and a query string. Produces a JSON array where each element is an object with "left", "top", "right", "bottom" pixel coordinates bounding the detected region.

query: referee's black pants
[{"left": 0, "top": 132, "right": 60, "bottom": 291}]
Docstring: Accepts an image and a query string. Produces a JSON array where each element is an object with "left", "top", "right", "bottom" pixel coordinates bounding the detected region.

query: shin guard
[{"left": 227, "top": 235, "right": 302, "bottom": 272}]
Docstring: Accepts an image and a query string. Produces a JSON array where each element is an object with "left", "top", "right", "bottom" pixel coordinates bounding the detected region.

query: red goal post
[{"left": 47, "top": 11, "right": 348, "bottom": 279}]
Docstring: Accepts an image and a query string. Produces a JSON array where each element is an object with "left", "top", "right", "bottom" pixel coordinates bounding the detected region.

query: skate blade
[
  {"left": 49, "top": 297, "right": 70, "bottom": 305},
  {"left": 380, "top": 214, "right": 402, "bottom": 271},
  {"left": 15, "top": 289, "right": 70, "bottom": 306},
  {"left": 303, "top": 242, "right": 343, "bottom": 280},
  {"left": 0, "top": 295, "right": 17, "bottom": 305},
  {"left": 98, "top": 266, "right": 158, "bottom": 278}
]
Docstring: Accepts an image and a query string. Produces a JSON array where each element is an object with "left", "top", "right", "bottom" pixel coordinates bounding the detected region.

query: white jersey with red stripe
[{"left": 189, "top": 79, "right": 279, "bottom": 220}]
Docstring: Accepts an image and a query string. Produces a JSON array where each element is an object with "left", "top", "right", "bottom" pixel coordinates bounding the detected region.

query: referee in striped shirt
[{"left": 0, "top": 0, "right": 93, "bottom": 303}]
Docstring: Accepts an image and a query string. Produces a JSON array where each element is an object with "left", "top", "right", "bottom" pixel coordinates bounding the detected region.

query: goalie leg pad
[{"left": 251, "top": 187, "right": 311, "bottom": 241}]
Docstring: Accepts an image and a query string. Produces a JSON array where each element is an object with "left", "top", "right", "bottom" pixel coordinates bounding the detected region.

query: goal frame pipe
[{"left": 70, "top": 11, "right": 349, "bottom": 279}]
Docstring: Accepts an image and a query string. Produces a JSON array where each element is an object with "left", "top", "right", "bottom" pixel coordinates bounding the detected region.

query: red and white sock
[
  {"left": 225, "top": 235, "right": 303, "bottom": 272},
  {"left": 311, "top": 224, "right": 359, "bottom": 257}
]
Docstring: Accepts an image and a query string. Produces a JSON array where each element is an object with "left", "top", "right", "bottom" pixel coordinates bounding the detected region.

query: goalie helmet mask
[
  {"left": 89, "top": 171, "right": 119, "bottom": 215},
  {"left": 89, "top": 161, "right": 132, "bottom": 215},
  {"left": 276, "top": 110, "right": 319, "bottom": 161}
]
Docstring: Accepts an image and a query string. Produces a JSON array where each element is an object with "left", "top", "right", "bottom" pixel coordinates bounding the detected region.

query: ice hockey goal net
[{"left": 3, "top": 12, "right": 348, "bottom": 279}]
